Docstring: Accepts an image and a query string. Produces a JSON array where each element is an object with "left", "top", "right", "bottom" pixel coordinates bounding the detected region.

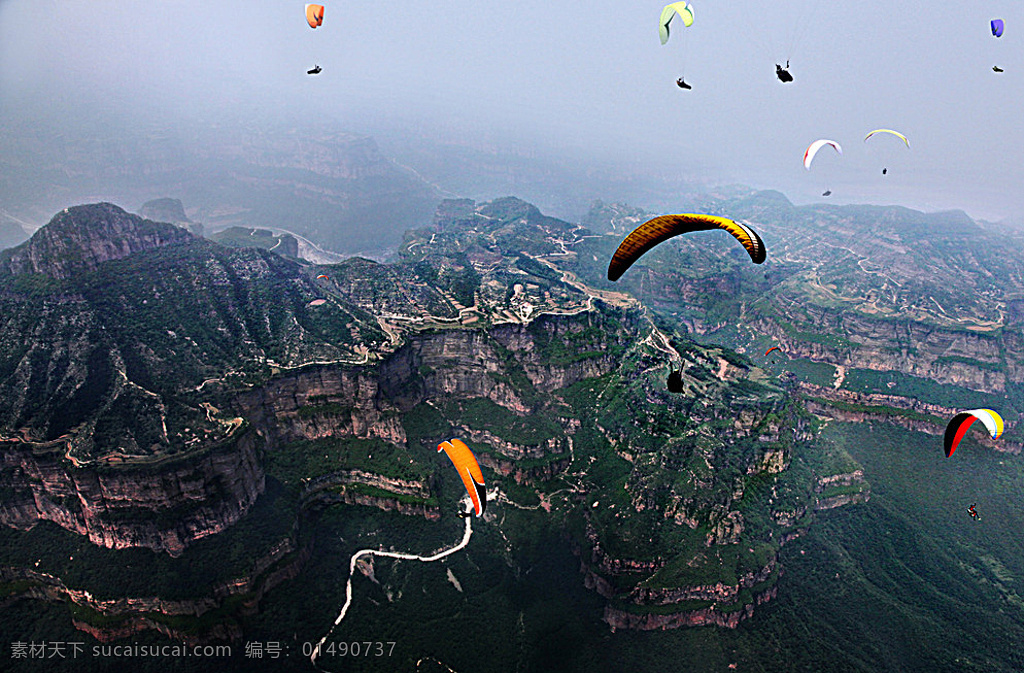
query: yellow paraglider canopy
[
  {"left": 864, "top": 129, "right": 910, "bottom": 148},
  {"left": 607, "top": 214, "right": 766, "bottom": 281}
]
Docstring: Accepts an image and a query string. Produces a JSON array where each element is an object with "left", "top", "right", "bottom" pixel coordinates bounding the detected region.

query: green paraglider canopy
[{"left": 660, "top": 2, "right": 694, "bottom": 45}]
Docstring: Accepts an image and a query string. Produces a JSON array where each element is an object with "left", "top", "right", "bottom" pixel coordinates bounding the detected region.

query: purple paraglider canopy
[{"left": 992, "top": 19, "right": 1004, "bottom": 38}]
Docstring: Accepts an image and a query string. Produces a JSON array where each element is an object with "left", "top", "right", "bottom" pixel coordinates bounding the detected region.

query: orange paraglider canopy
[
  {"left": 306, "top": 4, "right": 324, "bottom": 28},
  {"left": 438, "top": 439, "right": 486, "bottom": 517}
]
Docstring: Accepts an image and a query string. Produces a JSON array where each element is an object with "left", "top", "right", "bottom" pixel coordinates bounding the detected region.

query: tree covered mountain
[{"left": 1, "top": 194, "right": 1022, "bottom": 672}]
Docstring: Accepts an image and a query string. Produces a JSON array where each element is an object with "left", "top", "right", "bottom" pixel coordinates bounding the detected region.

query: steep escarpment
[
  {"left": 0, "top": 427, "right": 263, "bottom": 557},
  {"left": 748, "top": 308, "right": 1019, "bottom": 394},
  {"left": 234, "top": 308, "right": 633, "bottom": 464}
]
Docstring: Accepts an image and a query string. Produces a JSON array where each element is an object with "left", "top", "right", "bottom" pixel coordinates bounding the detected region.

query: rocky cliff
[
  {"left": 0, "top": 203, "right": 193, "bottom": 279},
  {"left": 0, "top": 427, "right": 264, "bottom": 557}
]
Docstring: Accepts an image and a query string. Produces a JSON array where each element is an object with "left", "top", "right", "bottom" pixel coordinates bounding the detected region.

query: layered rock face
[
  {"left": 236, "top": 311, "right": 628, "bottom": 451},
  {"left": 750, "top": 311, "right": 1016, "bottom": 394},
  {"left": 0, "top": 429, "right": 264, "bottom": 557}
]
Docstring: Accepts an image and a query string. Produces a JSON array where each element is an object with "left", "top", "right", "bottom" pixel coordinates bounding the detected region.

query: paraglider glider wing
[
  {"left": 944, "top": 409, "right": 1004, "bottom": 457},
  {"left": 803, "top": 139, "right": 842, "bottom": 170},
  {"left": 992, "top": 19, "right": 1004, "bottom": 38},
  {"left": 864, "top": 129, "right": 910, "bottom": 148},
  {"left": 765, "top": 346, "right": 781, "bottom": 356},
  {"left": 438, "top": 439, "right": 487, "bottom": 517},
  {"left": 306, "top": 4, "right": 324, "bottom": 28},
  {"left": 607, "top": 214, "right": 766, "bottom": 281},
  {"left": 659, "top": 2, "right": 694, "bottom": 45}
]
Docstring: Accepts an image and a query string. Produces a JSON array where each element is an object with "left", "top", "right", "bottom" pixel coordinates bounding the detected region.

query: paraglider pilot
[
  {"left": 967, "top": 503, "right": 980, "bottom": 521},
  {"left": 776, "top": 60, "right": 793, "bottom": 83},
  {"left": 676, "top": 77, "right": 691, "bottom": 90}
]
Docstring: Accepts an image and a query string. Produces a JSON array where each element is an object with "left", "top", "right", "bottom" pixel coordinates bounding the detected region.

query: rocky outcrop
[
  {"left": 237, "top": 313, "right": 628, "bottom": 453},
  {"left": 138, "top": 198, "right": 204, "bottom": 237},
  {"left": 0, "top": 203, "right": 193, "bottom": 280},
  {"left": 301, "top": 469, "right": 440, "bottom": 520},
  {"left": 750, "top": 310, "right": 1020, "bottom": 393},
  {"left": 813, "top": 470, "right": 871, "bottom": 510},
  {"left": 604, "top": 586, "right": 778, "bottom": 631},
  {"left": 0, "top": 427, "right": 264, "bottom": 557}
]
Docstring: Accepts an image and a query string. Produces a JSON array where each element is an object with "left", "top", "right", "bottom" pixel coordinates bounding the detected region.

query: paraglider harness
[
  {"left": 776, "top": 61, "right": 793, "bottom": 83},
  {"left": 667, "top": 369, "right": 684, "bottom": 393}
]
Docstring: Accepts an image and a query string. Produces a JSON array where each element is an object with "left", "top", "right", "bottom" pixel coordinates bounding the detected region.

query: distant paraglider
[
  {"left": 607, "top": 214, "right": 766, "bottom": 281},
  {"left": 992, "top": 19, "right": 1004, "bottom": 38},
  {"left": 967, "top": 503, "right": 981, "bottom": 521},
  {"left": 307, "top": 65, "right": 322, "bottom": 75},
  {"left": 316, "top": 274, "right": 329, "bottom": 280},
  {"left": 306, "top": 4, "right": 325, "bottom": 29},
  {"left": 776, "top": 61, "right": 793, "bottom": 83},
  {"left": 804, "top": 139, "right": 842, "bottom": 195},
  {"left": 944, "top": 409, "right": 1004, "bottom": 457},
  {"left": 438, "top": 439, "right": 487, "bottom": 517},
  {"left": 660, "top": 3, "right": 694, "bottom": 87},
  {"left": 993, "top": 65, "right": 1004, "bottom": 73},
  {"left": 765, "top": 346, "right": 782, "bottom": 357},
  {"left": 307, "top": 299, "right": 327, "bottom": 307}
]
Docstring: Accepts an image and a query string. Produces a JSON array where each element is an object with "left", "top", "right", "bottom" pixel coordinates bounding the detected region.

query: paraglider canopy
[
  {"left": 803, "top": 139, "right": 842, "bottom": 170},
  {"left": 776, "top": 62, "right": 793, "bottom": 83},
  {"left": 676, "top": 77, "right": 692, "bottom": 89},
  {"left": 659, "top": 2, "right": 694, "bottom": 45},
  {"left": 944, "top": 409, "right": 1004, "bottom": 457},
  {"left": 992, "top": 19, "right": 1004, "bottom": 38},
  {"left": 306, "top": 4, "right": 324, "bottom": 29},
  {"left": 607, "top": 214, "right": 765, "bottom": 281},
  {"left": 438, "top": 439, "right": 487, "bottom": 517},
  {"left": 864, "top": 129, "right": 910, "bottom": 148},
  {"left": 307, "top": 65, "right": 322, "bottom": 75}
]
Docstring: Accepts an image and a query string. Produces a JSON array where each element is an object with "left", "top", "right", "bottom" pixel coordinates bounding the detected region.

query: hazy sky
[{"left": 2, "top": 0, "right": 1022, "bottom": 220}]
